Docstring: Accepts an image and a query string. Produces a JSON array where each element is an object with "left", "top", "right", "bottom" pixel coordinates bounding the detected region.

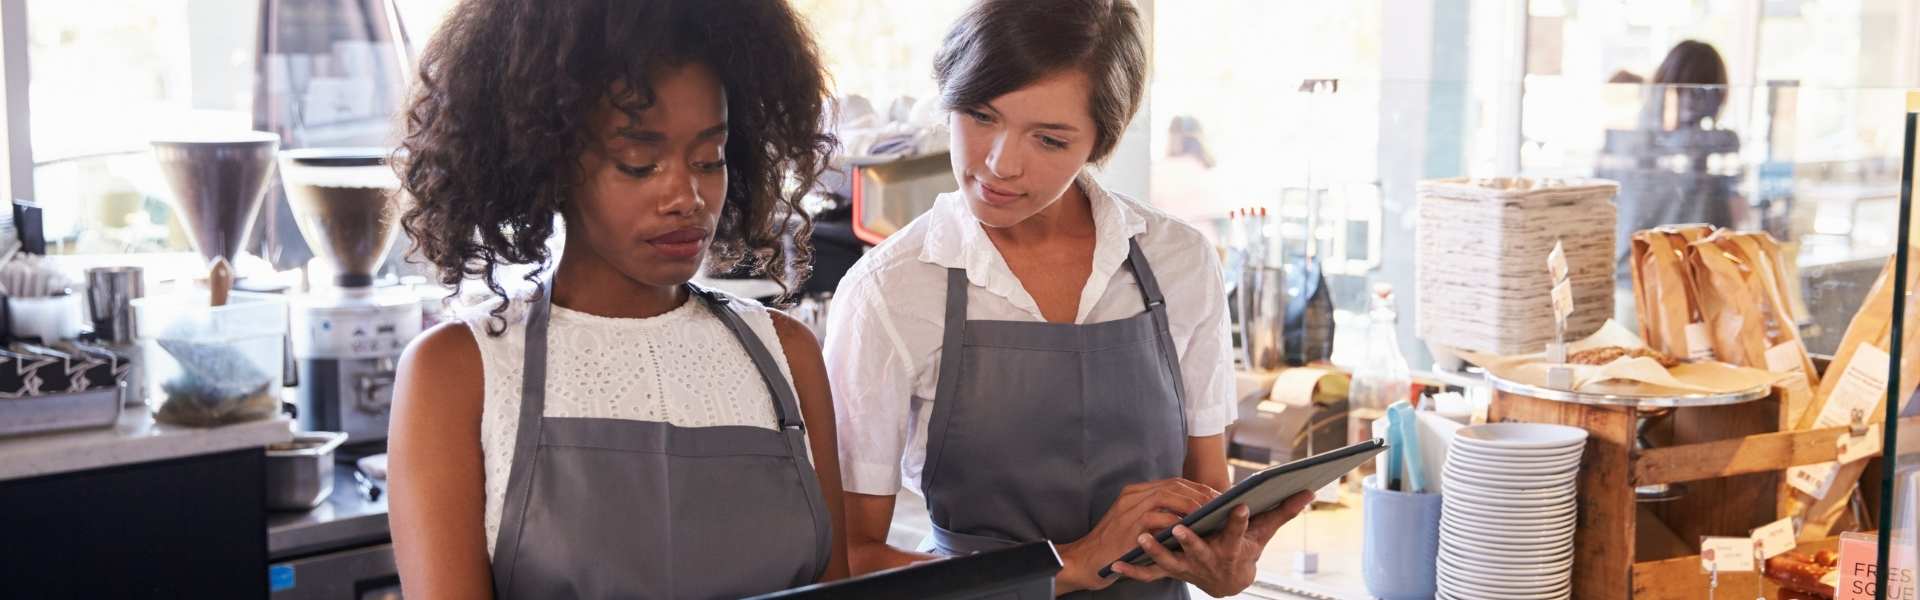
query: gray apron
[
  {"left": 922, "top": 239, "right": 1191, "bottom": 600},
  {"left": 490, "top": 283, "right": 832, "bottom": 599}
]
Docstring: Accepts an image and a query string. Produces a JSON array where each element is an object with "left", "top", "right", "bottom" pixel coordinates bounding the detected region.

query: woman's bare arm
[{"left": 388, "top": 322, "right": 493, "bottom": 600}]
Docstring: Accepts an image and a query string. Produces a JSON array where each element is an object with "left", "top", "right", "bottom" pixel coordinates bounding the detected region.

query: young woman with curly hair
[{"left": 386, "top": 1, "right": 845, "bottom": 597}]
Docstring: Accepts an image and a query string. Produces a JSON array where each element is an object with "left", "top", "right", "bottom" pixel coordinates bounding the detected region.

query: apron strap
[
  {"left": 1127, "top": 239, "right": 1189, "bottom": 433},
  {"left": 689, "top": 284, "right": 805, "bottom": 430},
  {"left": 921, "top": 268, "right": 971, "bottom": 494},
  {"left": 492, "top": 279, "right": 555, "bottom": 596}
]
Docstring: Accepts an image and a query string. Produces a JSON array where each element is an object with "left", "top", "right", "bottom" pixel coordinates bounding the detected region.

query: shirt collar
[{"left": 917, "top": 171, "right": 1149, "bottom": 322}]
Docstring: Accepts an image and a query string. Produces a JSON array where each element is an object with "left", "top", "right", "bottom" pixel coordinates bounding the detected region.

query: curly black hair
[{"left": 399, "top": 0, "right": 834, "bottom": 333}]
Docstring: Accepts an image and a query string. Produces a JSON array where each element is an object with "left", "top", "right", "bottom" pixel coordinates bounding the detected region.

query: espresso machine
[{"left": 280, "top": 148, "right": 420, "bottom": 448}]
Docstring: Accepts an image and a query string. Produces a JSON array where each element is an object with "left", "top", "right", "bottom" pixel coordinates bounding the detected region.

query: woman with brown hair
[
  {"left": 825, "top": 1, "right": 1308, "bottom": 597},
  {"left": 1648, "top": 39, "right": 1730, "bottom": 131},
  {"left": 1608, "top": 39, "right": 1747, "bottom": 296},
  {"left": 385, "top": 0, "right": 847, "bottom": 597}
]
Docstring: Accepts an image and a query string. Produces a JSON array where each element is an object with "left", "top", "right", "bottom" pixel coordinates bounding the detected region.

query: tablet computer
[
  {"left": 1097, "top": 438, "right": 1388, "bottom": 578},
  {"left": 745, "top": 540, "right": 1062, "bottom": 600}
]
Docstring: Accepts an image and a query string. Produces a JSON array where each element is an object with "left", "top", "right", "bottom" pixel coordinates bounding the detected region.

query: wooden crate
[{"left": 1490, "top": 386, "right": 1915, "bottom": 599}]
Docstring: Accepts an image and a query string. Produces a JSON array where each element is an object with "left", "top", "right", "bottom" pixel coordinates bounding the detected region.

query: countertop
[
  {"left": 0, "top": 405, "right": 293, "bottom": 482},
  {"left": 269, "top": 467, "right": 390, "bottom": 561}
]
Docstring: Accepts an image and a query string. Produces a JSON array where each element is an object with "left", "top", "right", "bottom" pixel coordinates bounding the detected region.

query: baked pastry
[
  {"left": 1567, "top": 346, "right": 1685, "bottom": 368},
  {"left": 1764, "top": 551, "right": 1837, "bottom": 598}
]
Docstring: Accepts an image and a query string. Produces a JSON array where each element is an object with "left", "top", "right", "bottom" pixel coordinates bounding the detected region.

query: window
[
  {"left": 790, "top": 0, "right": 975, "bottom": 104},
  {"left": 26, "top": 0, "right": 255, "bottom": 254}
]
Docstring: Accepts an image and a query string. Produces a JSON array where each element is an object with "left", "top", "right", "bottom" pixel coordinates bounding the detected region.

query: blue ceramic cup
[{"left": 1362, "top": 474, "right": 1442, "bottom": 600}]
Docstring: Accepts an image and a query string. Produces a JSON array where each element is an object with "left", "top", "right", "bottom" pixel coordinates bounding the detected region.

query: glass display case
[
  {"left": 1877, "top": 91, "right": 1919, "bottom": 600},
  {"left": 1162, "top": 79, "right": 1920, "bottom": 599}
]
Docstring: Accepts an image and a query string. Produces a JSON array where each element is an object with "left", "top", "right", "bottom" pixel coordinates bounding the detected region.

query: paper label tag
[
  {"left": 1685, "top": 322, "right": 1716, "bottom": 361},
  {"left": 1701, "top": 536, "right": 1756, "bottom": 572},
  {"left": 1766, "top": 341, "right": 1807, "bottom": 374},
  {"left": 1551, "top": 281, "right": 1574, "bottom": 326},
  {"left": 1787, "top": 463, "right": 1839, "bottom": 498},
  {"left": 1548, "top": 241, "right": 1568, "bottom": 284},
  {"left": 1765, "top": 341, "right": 1814, "bottom": 414},
  {"left": 1811, "top": 344, "right": 1890, "bottom": 430},
  {"left": 1837, "top": 425, "right": 1883, "bottom": 464},
  {"left": 1751, "top": 517, "right": 1798, "bottom": 560},
  {"left": 1789, "top": 346, "right": 1890, "bottom": 502}
]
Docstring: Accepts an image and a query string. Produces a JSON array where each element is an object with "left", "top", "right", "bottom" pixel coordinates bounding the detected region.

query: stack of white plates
[{"left": 1436, "top": 423, "right": 1589, "bottom": 600}]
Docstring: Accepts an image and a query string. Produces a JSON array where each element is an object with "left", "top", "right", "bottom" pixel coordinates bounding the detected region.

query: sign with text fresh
[{"left": 1836, "top": 532, "right": 1917, "bottom": 600}]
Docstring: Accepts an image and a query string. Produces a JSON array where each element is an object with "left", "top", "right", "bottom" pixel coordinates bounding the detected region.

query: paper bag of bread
[
  {"left": 1800, "top": 252, "right": 1920, "bottom": 428},
  {"left": 1726, "top": 232, "right": 1821, "bottom": 390},
  {"left": 1686, "top": 231, "right": 1820, "bottom": 389},
  {"left": 1781, "top": 251, "right": 1920, "bottom": 539},
  {"left": 1630, "top": 224, "right": 1715, "bottom": 360}
]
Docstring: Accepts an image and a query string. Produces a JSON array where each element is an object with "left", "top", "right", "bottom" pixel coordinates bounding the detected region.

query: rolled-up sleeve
[
  {"left": 1179, "top": 246, "right": 1236, "bottom": 436},
  {"left": 822, "top": 271, "right": 916, "bottom": 496}
]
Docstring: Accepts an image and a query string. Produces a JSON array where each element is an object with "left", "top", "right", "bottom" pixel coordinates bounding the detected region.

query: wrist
[{"left": 1052, "top": 540, "right": 1097, "bottom": 594}]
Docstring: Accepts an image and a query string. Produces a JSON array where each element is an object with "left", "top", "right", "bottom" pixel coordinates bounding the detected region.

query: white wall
[{"left": 1094, "top": 0, "right": 1153, "bottom": 201}]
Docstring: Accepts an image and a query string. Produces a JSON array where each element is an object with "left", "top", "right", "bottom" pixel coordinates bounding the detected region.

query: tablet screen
[{"left": 1099, "top": 438, "right": 1388, "bottom": 576}]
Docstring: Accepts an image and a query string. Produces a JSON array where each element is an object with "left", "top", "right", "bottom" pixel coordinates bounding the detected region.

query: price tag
[
  {"left": 1751, "top": 517, "right": 1798, "bottom": 560},
  {"left": 1765, "top": 341, "right": 1807, "bottom": 375},
  {"left": 1765, "top": 342, "right": 1815, "bottom": 411},
  {"left": 1547, "top": 240, "right": 1568, "bottom": 284},
  {"left": 1701, "top": 537, "right": 1756, "bottom": 573},
  {"left": 1551, "top": 281, "right": 1574, "bottom": 326},
  {"left": 1685, "top": 322, "right": 1716, "bottom": 361}
]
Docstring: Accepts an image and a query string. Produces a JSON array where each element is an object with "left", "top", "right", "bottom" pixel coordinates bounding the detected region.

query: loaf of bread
[
  {"left": 1566, "top": 346, "right": 1684, "bottom": 368},
  {"left": 1764, "top": 551, "right": 1837, "bottom": 598}
]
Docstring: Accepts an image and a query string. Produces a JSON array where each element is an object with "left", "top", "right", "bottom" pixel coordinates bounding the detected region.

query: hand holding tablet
[{"left": 1097, "top": 438, "right": 1389, "bottom": 579}]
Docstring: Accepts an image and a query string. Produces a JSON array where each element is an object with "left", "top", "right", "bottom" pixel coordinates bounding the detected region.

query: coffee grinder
[
  {"left": 151, "top": 132, "right": 280, "bottom": 271},
  {"left": 279, "top": 148, "right": 421, "bottom": 448}
]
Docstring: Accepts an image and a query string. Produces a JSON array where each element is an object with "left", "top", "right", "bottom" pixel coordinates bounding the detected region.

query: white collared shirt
[{"left": 824, "top": 173, "right": 1236, "bottom": 497}]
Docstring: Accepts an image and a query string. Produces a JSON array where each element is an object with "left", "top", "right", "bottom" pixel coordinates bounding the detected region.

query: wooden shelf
[{"left": 1633, "top": 416, "right": 1920, "bottom": 486}]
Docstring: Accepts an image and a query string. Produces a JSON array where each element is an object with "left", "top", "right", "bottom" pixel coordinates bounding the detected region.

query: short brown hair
[
  {"left": 1651, "top": 40, "right": 1728, "bottom": 126},
  {"left": 932, "top": 0, "right": 1147, "bottom": 164}
]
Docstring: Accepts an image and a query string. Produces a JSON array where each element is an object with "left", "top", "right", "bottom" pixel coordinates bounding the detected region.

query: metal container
[
  {"left": 85, "top": 266, "right": 144, "bottom": 344},
  {"left": 1481, "top": 370, "right": 1771, "bottom": 409},
  {"left": 266, "top": 431, "right": 347, "bottom": 511},
  {"left": 0, "top": 386, "right": 122, "bottom": 438},
  {"left": 86, "top": 267, "right": 147, "bottom": 406},
  {"left": 1237, "top": 265, "right": 1286, "bottom": 370}
]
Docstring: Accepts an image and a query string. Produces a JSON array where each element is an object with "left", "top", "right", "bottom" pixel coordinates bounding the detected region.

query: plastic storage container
[{"left": 133, "top": 291, "right": 288, "bottom": 426}]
